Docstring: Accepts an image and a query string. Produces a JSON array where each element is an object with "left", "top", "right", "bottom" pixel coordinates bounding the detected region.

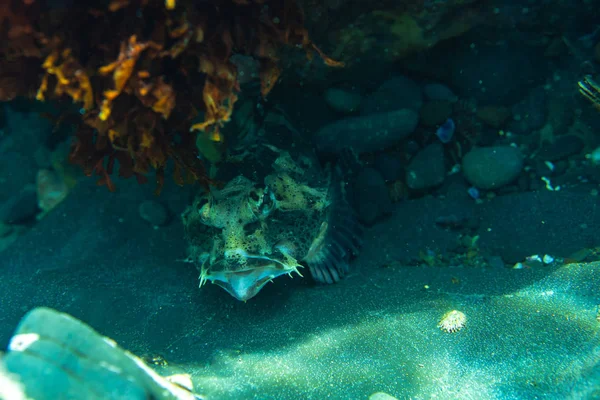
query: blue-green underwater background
[{"left": 1, "top": 0, "right": 600, "bottom": 398}]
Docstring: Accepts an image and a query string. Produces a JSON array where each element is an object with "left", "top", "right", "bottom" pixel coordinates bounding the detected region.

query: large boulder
[
  {"left": 314, "top": 109, "right": 418, "bottom": 154},
  {"left": 406, "top": 143, "right": 446, "bottom": 190},
  {"left": 462, "top": 146, "right": 524, "bottom": 189}
]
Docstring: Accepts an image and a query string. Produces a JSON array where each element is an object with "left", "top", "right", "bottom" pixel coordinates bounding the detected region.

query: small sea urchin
[{"left": 438, "top": 310, "right": 466, "bottom": 333}]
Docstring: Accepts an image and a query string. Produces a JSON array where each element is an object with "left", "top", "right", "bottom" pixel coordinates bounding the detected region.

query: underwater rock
[
  {"left": 435, "top": 214, "right": 470, "bottom": 229},
  {"left": 1, "top": 307, "right": 199, "bottom": 400},
  {"left": 323, "top": 88, "right": 362, "bottom": 114},
  {"left": 485, "top": 254, "right": 505, "bottom": 269},
  {"left": 361, "top": 76, "right": 423, "bottom": 114},
  {"left": 36, "top": 169, "right": 69, "bottom": 213},
  {"left": 419, "top": 100, "right": 453, "bottom": 127},
  {"left": 539, "top": 135, "right": 584, "bottom": 162},
  {"left": 508, "top": 86, "right": 547, "bottom": 135},
  {"left": 2, "top": 104, "right": 55, "bottom": 155},
  {"left": 0, "top": 222, "right": 12, "bottom": 238},
  {"left": 139, "top": 200, "right": 169, "bottom": 227},
  {"left": 353, "top": 167, "right": 392, "bottom": 225},
  {"left": 442, "top": 178, "right": 472, "bottom": 201},
  {"left": 0, "top": 152, "right": 37, "bottom": 204},
  {"left": 406, "top": 143, "right": 446, "bottom": 190},
  {"left": 467, "top": 186, "right": 480, "bottom": 200},
  {"left": 405, "top": 140, "right": 421, "bottom": 156},
  {"left": 330, "top": 3, "right": 480, "bottom": 63},
  {"left": 315, "top": 109, "right": 418, "bottom": 154},
  {"left": 546, "top": 89, "right": 575, "bottom": 135},
  {"left": 423, "top": 83, "right": 458, "bottom": 103},
  {"left": 230, "top": 54, "right": 260, "bottom": 84},
  {"left": 447, "top": 41, "right": 547, "bottom": 106},
  {"left": 462, "top": 146, "right": 524, "bottom": 189},
  {"left": 476, "top": 105, "right": 511, "bottom": 128},
  {"left": 435, "top": 118, "right": 455, "bottom": 144},
  {"left": 0, "top": 187, "right": 38, "bottom": 224},
  {"left": 373, "top": 152, "right": 403, "bottom": 182}
]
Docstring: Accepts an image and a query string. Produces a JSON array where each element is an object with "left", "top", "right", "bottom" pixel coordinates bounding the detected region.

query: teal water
[{"left": 2, "top": 0, "right": 600, "bottom": 399}]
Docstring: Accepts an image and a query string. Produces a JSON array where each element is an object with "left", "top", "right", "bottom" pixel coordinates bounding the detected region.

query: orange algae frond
[
  {"left": 190, "top": 77, "right": 239, "bottom": 133},
  {"left": 259, "top": 60, "right": 281, "bottom": 97},
  {"left": 148, "top": 77, "right": 176, "bottom": 119},
  {"left": 98, "top": 35, "right": 161, "bottom": 121},
  {"left": 1, "top": 0, "right": 343, "bottom": 193},
  {"left": 38, "top": 47, "right": 94, "bottom": 111},
  {"left": 311, "top": 43, "right": 345, "bottom": 68},
  {"left": 108, "top": 0, "right": 130, "bottom": 12}
]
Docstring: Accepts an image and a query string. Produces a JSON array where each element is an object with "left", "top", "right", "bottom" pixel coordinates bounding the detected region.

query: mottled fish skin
[{"left": 182, "top": 152, "right": 362, "bottom": 301}]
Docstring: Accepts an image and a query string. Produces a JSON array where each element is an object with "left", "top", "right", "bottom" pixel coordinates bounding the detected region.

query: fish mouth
[{"left": 200, "top": 255, "right": 302, "bottom": 301}]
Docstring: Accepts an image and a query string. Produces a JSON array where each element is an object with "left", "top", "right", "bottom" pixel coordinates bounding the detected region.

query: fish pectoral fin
[
  {"left": 306, "top": 249, "right": 342, "bottom": 284},
  {"left": 304, "top": 168, "right": 363, "bottom": 285}
]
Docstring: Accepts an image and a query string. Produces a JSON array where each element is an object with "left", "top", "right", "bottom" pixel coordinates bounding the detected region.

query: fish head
[
  {"left": 183, "top": 176, "right": 306, "bottom": 301},
  {"left": 182, "top": 164, "right": 360, "bottom": 301}
]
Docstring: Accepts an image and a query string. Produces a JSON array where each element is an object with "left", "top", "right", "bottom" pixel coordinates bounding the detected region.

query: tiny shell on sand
[{"left": 438, "top": 310, "right": 466, "bottom": 333}]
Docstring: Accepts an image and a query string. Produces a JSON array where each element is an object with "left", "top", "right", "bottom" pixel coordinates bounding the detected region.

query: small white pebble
[{"left": 541, "top": 176, "right": 558, "bottom": 191}]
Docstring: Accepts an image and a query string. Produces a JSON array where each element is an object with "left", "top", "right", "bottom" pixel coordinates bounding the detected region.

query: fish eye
[
  {"left": 197, "top": 197, "right": 209, "bottom": 209},
  {"left": 249, "top": 190, "right": 260, "bottom": 202},
  {"left": 197, "top": 197, "right": 211, "bottom": 219},
  {"left": 254, "top": 189, "right": 275, "bottom": 218},
  {"left": 244, "top": 221, "right": 260, "bottom": 235},
  {"left": 262, "top": 188, "right": 275, "bottom": 207}
]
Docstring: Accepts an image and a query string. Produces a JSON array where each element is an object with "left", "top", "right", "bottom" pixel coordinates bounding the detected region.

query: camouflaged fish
[{"left": 182, "top": 147, "right": 362, "bottom": 301}]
